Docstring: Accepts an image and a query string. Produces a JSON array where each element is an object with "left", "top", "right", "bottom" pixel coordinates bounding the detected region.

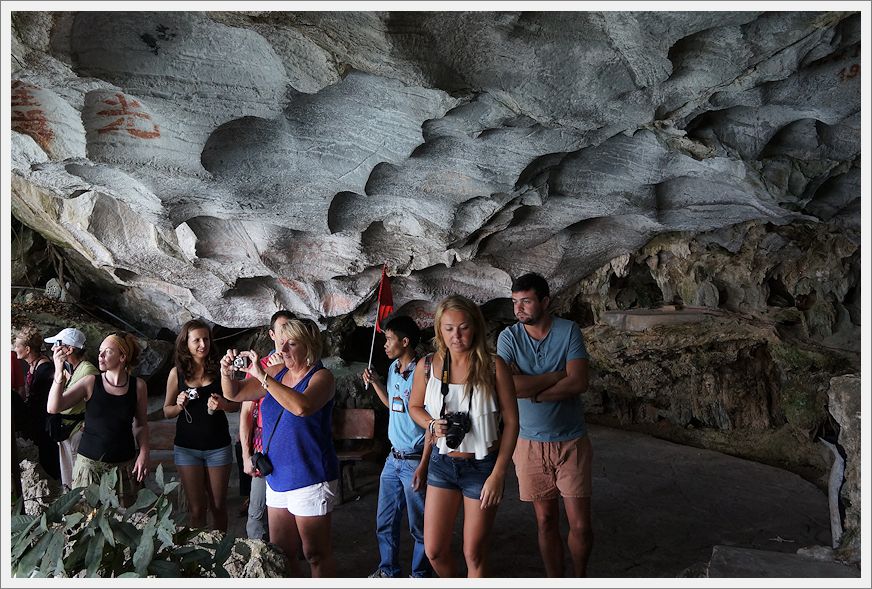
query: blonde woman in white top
[{"left": 409, "top": 295, "right": 519, "bottom": 577}]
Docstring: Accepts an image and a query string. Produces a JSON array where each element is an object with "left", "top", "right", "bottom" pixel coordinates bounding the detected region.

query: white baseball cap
[{"left": 44, "top": 327, "right": 86, "bottom": 349}]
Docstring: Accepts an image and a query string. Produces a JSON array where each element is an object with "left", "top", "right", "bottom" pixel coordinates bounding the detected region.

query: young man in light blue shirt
[
  {"left": 362, "top": 315, "right": 433, "bottom": 578},
  {"left": 497, "top": 272, "right": 593, "bottom": 577}
]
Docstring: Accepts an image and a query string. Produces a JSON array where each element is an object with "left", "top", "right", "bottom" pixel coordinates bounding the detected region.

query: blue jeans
[{"left": 375, "top": 454, "right": 432, "bottom": 578}]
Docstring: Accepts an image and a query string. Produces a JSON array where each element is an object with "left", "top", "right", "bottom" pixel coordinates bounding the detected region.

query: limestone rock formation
[
  {"left": 10, "top": 11, "right": 860, "bottom": 335},
  {"left": 827, "top": 375, "right": 861, "bottom": 563}
]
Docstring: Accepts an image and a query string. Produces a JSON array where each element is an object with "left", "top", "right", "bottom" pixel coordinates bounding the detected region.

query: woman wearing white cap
[
  {"left": 44, "top": 327, "right": 99, "bottom": 490},
  {"left": 47, "top": 331, "right": 150, "bottom": 505}
]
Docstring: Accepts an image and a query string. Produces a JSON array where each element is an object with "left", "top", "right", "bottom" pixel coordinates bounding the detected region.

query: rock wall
[{"left": 10, "top": 11, "right": 860, "bottom": 334}]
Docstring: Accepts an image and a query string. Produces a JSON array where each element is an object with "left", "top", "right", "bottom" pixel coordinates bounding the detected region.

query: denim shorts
[
  {"left": 427, "top": 451, "right": 498, "bottom": 500},
  {"left": 173, "top": 444, "right": 233, "bottom": 467}
]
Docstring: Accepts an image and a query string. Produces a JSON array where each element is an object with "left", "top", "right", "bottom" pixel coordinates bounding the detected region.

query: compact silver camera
[
  {"left": 185, "top": 388, "right": 199, "bottom": 400},
  {"left": 232, "top": 356, "right": 250, "bottom": 370}
]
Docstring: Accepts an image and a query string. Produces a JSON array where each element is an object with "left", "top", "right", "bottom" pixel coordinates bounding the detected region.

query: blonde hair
[
  {"left": 432, "top": 295, "right": 495, "bottom": 399},
  {"left": 277, "top": 319, "right": 322, "bottom": 366},
  {"left": 14, "top": 326, "right": 43, "bottom": 353}
]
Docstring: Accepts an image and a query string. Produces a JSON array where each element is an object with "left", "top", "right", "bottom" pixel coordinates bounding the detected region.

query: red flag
[{"left": 375, "top": 265, "right": 393, "bottom": 332}]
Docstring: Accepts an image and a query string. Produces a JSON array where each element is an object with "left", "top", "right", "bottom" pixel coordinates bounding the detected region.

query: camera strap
[
  {"left": 262, "top": 367, "right": 291, "bottom": 455},
  {"left": 439, "top": 351, "right": 472, "bottom": 418},
  {"left": 262, "top": 362, "right": 317, "bottom": 454},
  {"left": 263, "top": 409, "right": 283, "bottom": 455}
]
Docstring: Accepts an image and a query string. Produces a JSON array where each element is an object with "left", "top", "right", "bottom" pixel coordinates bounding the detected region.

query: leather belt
[{"left": 391, "top": 448, "right": 422, "bottom": 460}]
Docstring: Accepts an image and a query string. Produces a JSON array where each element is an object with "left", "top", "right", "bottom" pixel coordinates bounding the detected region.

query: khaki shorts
[
  {"left": 513, "top": 435, "right": 592, "bottom": 501},
  {"left": 72, "top": 454, "right": 140, "bottom": 507}
]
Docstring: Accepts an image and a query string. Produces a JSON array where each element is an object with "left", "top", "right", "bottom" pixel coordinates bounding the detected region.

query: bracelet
[
  {"left": 261, "top": 373, "right": 269, "bottom": 389},
  {"left": 428, "top": 419, "right": 436, "bottom": 435},
  {"left": 53, "top": 376, "right": 64, "bottom": 385}
]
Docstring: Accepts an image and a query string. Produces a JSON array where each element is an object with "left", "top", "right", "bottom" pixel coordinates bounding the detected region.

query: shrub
[{"left": 11, "top": 465, "right": 247, "bottom": 577}]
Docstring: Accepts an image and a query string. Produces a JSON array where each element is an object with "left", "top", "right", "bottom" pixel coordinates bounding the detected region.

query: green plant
[{"left": 11, "top": 465, "right": 247, "bottom": 578}]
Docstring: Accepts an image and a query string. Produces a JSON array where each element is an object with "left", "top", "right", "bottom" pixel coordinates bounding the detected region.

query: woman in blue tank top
[
  {"left": 163, "top": 319, "right": 239, "bottom": 532},
  {"left": 220, "top": 319, "right": 339, "bottom": 578}
]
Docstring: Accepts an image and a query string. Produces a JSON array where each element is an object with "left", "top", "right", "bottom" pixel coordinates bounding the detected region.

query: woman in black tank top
[
  {"left": 46, "top": 331, "right": 150, "bottom": 507},
  {"left": 163, "top": 320, "right": 239, "bottom": 532},
  {"left": 13, "top": 326, "right": 60, "bottom": 481}
]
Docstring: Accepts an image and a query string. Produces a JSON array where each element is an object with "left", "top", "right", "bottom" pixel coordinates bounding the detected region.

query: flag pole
[{"left": 367, "top": 264, "right": 386, "bottom": 370}]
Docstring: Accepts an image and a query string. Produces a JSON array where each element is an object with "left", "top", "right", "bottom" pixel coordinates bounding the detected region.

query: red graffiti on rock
[
  {"left": 96, "top": 93, "right": 161, "bottom": 139},
  {"left": 11, "top": 81, "right": 54, "bottom": 150}
]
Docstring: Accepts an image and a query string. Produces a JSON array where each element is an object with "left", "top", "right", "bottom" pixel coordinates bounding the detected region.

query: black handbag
[
  {"left": 251, "top": 407, "right": 284, "bottom": 476},
  {"left": 46, "top": 412, "right": 84, "bottom": 443}
]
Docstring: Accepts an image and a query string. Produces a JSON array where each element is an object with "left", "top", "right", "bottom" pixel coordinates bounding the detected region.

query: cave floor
[{"left": 184, "top": 423, "right": 846, "bottom": 579}]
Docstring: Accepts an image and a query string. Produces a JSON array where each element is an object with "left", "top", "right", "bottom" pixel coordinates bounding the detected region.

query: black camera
[
  {"left": 443, "top": 411, "right": 472, "bottom": 449},
  {"left": 251, "top": 451, "right": 273, "bottom": 476}
]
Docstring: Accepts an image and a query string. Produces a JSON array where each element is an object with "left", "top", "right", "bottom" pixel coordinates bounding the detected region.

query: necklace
[
  {"left": 27, "top": 355, "right": 47, "bottom": 373},
  {"left": 104, "top": 372, "right": 130, "bottom": 388}
]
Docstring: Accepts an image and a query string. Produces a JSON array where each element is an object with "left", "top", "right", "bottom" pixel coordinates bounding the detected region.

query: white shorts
[{"left": 266, "top": 479, "right": 339, "bottom": 517}]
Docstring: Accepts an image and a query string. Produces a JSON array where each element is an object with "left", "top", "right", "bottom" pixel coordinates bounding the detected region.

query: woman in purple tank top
[{"left": 220, "top": 319, "right": 339, "bottom": 578}]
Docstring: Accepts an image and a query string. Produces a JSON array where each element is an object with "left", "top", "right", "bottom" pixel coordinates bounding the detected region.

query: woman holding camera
[
  {"left": 164, "top": 319, "right": 239, "bottom": 532},
  {"left": 220, "top": 319, "right": 339, "bottom": 578},
  {"left": 47, "top": 331, "right": 149, "bottom": 506},
  {"left": 408, "top": 295, "right": 519, "bottom": 577}
]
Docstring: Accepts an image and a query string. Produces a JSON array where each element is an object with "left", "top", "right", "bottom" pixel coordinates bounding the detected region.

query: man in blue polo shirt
[
  {"left": 497, "top": 272, "right": 593, "bottom": 577},
  {"left": 362, "top": 315, "right": 433, "bottom": 579}
]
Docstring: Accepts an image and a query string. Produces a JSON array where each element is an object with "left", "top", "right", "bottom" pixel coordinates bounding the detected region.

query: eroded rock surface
[{"left": 10, "top": 11, "right": 860, "bottom": 334}]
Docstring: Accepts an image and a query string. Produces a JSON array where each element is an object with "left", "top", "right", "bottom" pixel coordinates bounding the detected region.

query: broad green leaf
[
  {"left": 45, "top": 488, "right": 84, "bottom": 523},
  {"left": 213, "top": 534, "right": 234, "bottom": 566},
  {"left": 234, "top": 542, "right": 252, "bottom": 560},
  {"left": 148, "top": 559, "right": 181, "bottom": 577},
  {"left": 132, "top": 519, "right": 156, "bottom": 576},
  {"left": 15, "top": 530, "right": 53, "bottom": 577},
  {"left": 126, "top": 488, "right": 158, "bottom": 514},
  {"left": 99, "top": 469, "right": 119, "bottom": 507},
  {"left": 11, "top": 528, "right": 39, "bottom": 562},
  {"left": 97, "top": 512, "right": 115, "bottom": 547},
  {"left": 11, "top": 515, "right": 41, "bottom": 558},
  {"left": 173, "top": 528, "right": 201, "bottom": 545},
  {"left": 163, "top": 481, "right": 180, "bottom": 494},
  {"left": 84, "top": 533, "right": 105, "bottom": 577},
  {"left": 65, "top": 538, "right": 89, "bottom": 573},
  {"left": 11, "top": 514, "right": 36, "bottom": 534},
  {"left": 155, "top": 463, "right": 164, "bottom": 488},
  {"left": 156, "top": 521, "right": 174, "bottom": 550},
  {"left": 178, "top": 547, "right": 211, "bottom": 564},
  {"left": 84, "top": 484, "right": 101, "bottom": 507},
  {"left": 64, "top": 512, "right": 85, "bottom": 530},
  {"left": 38, "top": 530, "right": 65, "bottom": 577},
  {"left": 110, "top": 520, "right": 140, "bottom": 545}
]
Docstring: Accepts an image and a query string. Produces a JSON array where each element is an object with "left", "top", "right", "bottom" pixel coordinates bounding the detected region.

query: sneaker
[{"left": 368, "top": 570, "right": 392, "bottom": 578}]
